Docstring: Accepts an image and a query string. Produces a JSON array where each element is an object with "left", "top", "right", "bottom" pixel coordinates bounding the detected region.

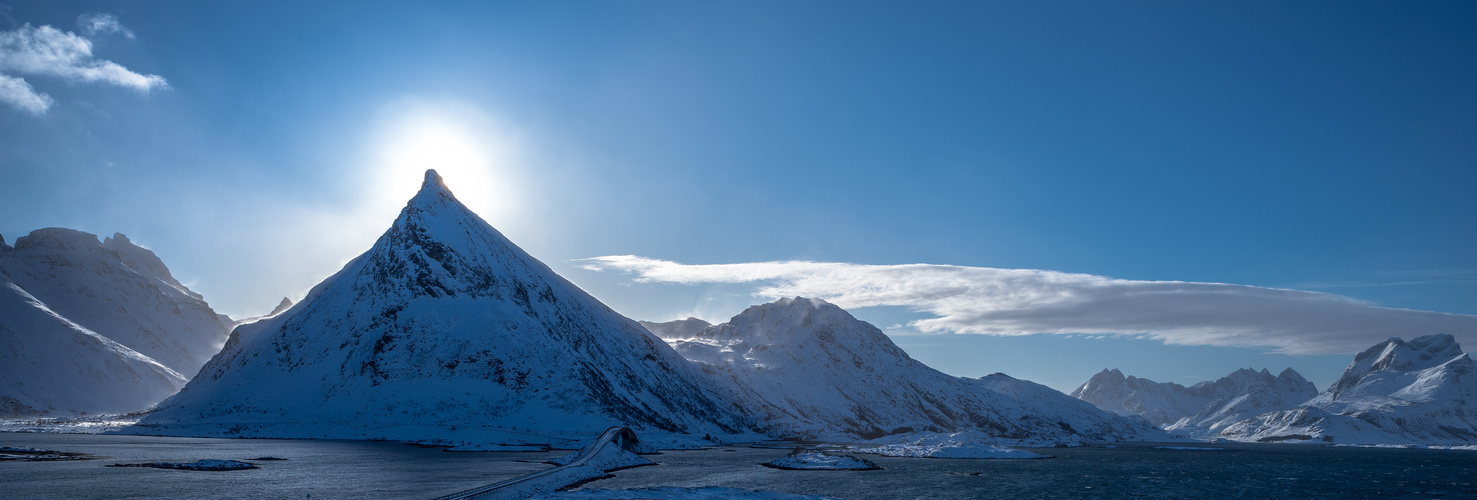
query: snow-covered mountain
[
  {"left": 639, "top": 317, "right": 711, "bottom": 339},
  {"left": 267, "top": 297, "right": 293, "bottom": 316},
  {"left": 1071, "top": 369, "right": 1209, "bottom": 427},
  {"left": 136, "top": 170, "right": 754, "bottom": 446},
  {"left": 226, "top": 297, "right": 295, "bottom": 327},
  {"left": 0, "top": 229, "right": 227, "bottom": 416},
  {"left": 1071, "top": 367, "right": 1317, "bottom": 436},
  {"left": 665, "top": 297, "right": 1163, "bottom": 444},
  {"left": 1218, "top": 334, "right": 1477, "bottom": 445}
]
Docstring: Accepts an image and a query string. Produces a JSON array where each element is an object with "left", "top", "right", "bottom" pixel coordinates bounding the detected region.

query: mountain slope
[
  {"left": 0, "top": 229, "right": 226, "bottom": 416},
  {"left": 667, "top": 297, "right": 1162, "bottom": 444},
  {"left": 0, "top": 229, "right": 229, "bottom": 377},
  {"left": 1071, "top": 367, "right": 1317, "bottom": 435},
  {"left": 137, "top": 170, "right": 753, "bottom": 446},
  {"left": 1218, "top": 334, "right": 1477, "bottom": 444},
  {"left": 0, "top": 272, "right": 186, "bottom": 416}
]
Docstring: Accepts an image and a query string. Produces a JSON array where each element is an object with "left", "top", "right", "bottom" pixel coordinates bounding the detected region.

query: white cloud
[
  {"left": 578, "top": 255, "right": 1477, "bottom": 355},
  {"left": 0, "top": 21, "right": 165, "bottom": 114},
  {"left": 0, "top": 73, "right": 52, "bottom": 114},
  {"left": 77, "top": 13, "right": 134, "bottom": 39}
]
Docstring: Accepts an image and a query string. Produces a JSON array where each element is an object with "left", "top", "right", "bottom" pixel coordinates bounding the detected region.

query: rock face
[
  {"left": 138, "top": 170, "right": 753, "bottom": 445},
  {"left": 1218, "top": 334, "right": 1477, "bottom": 445},
  {"left": 667, "top": 297, "right": 1162, "bottom": 444},
  {"left": 639, "top": 317, "right": 712, "bottom": 340},
  {"left": 0, "top": 229, "right": 229, "bottom": 416},
  {"left": 1071, "top": 367, "right": 1317, "bottom": 436}
]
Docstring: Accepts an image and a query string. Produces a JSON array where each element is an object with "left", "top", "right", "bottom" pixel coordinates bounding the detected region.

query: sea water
[{"left": 3, "top": 433, "right": 1475, "bottom": 499}]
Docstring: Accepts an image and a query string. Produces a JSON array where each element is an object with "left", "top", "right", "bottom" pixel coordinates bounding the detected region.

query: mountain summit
[
  {"left": 667, "top": 297, "right": 1161, "bottom": 444},
  {"left": 139, "top": 170, "right": 751, "bottom": 445},
  {"left": 1219, "top": 334, "right": 1476, "bottom": 444}
]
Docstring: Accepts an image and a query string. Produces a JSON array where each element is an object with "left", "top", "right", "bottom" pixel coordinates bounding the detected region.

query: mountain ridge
[{"left": 1071, "top": 365, "right": 1318, "bottom": 435}]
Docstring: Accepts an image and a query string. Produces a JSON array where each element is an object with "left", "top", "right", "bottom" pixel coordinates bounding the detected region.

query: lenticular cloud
[{"left": 578, "top": 255, "right": 1477, "bottom": 355}]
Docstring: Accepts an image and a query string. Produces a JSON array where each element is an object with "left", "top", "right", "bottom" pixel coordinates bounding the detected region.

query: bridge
[{"left": 432, "top": 426, "right": 642, "bottom": 500}]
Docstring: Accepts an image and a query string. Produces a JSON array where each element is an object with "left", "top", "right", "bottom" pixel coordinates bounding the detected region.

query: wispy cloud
[
  {"left": 578, "top": 255, "right": 1477, "bottom": 355},
  {"left": 77, "top": 13, "right": 134, "bottom": 39},
  {"left": 0, "top": 72, "right": 51, "bottom": 114},
  {"left": 0, "top": 17, "right": 165, "bottom": 114}
]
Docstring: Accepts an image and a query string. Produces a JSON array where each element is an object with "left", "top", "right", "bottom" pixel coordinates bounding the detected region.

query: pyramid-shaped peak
[
  {"left": 404, "top": 168, "right": 466, "bottom": 213},
  {"left": 1278, "top": 367, "right": 1306, "bottom": 380},
  {"left": 142, "top": 164, "right": 753, "bottom": 443},
  {"left": 407, "top": 168, "right": 459, "bottom": 208},
  {"left": 423, "top": 168, "right": 447, "bottom": 190}
]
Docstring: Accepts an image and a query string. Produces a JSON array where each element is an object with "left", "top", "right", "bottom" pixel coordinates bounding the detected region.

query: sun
[{"left": 367, "top": 99, "right": 522, "bottom": 224}]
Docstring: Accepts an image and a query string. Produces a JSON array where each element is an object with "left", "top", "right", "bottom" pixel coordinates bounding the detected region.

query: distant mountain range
[
  {"left": 1072, "top": 366, "right": 1317, "bottom": 435},
  {"left": 1075, "top": 334, "right": 1477, "bottom": 445},
  {"left": 0, "top": 229, "right": 231, "bottom": 416}
]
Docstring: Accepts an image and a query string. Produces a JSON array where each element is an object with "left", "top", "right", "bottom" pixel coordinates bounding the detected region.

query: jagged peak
[
  {"left": 408, "top": 168, "right": 456, "bottom": 207},
  {"left": 1408, "top": 333, "right": 1460, "bottom": 353},
  {"left": 1070, "top": 369, "right": 1127, "bottom": 398},
  {"left": 102, "top": 232, "right": 151, "bottom": 256},
  {"left": 1085, "top": 368, "right": 1127, "bottom": 385},
  {"left": 99, "top": 232, "right": 200, "bottom": 300},
  {"left": 1367, "top": 334, "right": 1462, "bottom": 370},
  {"left": 1278, "top": 367, "right": 1307, "bottom": 381},
  {"left": 0, "top": 233, "right": 9, "bottom": 252},
  {"left": 268, "top": 297, "right": 294, "bottom": 316},
  {"left": 1328, "top": 334, "right": 1467, "bottom": 399}
]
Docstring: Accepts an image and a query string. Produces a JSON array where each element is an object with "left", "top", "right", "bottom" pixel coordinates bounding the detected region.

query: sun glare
[{"left": 368, "top": 100, "right": 522, "bottom": 224}]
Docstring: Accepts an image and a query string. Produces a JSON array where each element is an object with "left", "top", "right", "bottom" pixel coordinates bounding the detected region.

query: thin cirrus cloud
[
  {"left": 77, "top": 13, "right": 135, "bottom": 39},
  {"left": 0, "top": 14, "right": 165, "bottom": 115},
  {"left": 578, "top": 255, "right": 1477, "bottom": 356}
]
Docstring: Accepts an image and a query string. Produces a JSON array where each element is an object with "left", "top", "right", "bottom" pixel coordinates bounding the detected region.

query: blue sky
[{"left": 1, "top": 1, "right": 1474, "bottom": 392}]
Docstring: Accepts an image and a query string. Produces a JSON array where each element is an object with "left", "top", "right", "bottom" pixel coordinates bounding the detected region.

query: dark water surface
[
  {"left": 4, "top": 433, "right": 1476, "bottom": 499},
  {"left": 587, "top": 442, "right": 1477, "bottom": 499},
  {"left": 0, "top": 432, "right": 563, "bottom": 499}
]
